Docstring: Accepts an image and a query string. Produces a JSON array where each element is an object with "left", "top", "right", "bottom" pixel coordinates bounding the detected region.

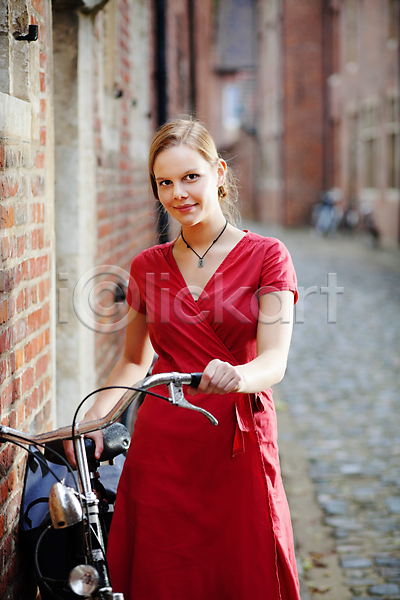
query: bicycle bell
[
  {"left": 49, "top": 481, "right": 83, "bottom": 528},
  {"left": 68, "top": 564, "right": 100, "bottom": 596}
]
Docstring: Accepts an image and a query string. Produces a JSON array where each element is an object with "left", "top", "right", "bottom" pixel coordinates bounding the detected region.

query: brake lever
[{"left": 167, "top": 383, "right": 218, "bottom": 426}]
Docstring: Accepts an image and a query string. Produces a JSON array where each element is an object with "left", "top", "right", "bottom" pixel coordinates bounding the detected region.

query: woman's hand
[
  {"left": 63, "top": 429, "right": 104, "bottom": 469},
  {"left": 187, "top": 359, "right": 243, "bottom": 395}
]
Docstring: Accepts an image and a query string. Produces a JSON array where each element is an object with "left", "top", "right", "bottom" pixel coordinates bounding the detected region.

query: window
[
  {"left": 345, "top": 0, "right": 358, "bottom": 63},
  {"left": 222, "top": 84, "right": 242, "bottom": 131},
  {"left": 388, "top": 0, "right": 398, "bottom": 40},
  {"left": 347, "top": 113, "right": 358, "bottom": 196},
  {"left": 361, "top": 104, "right": 379, "bottom": 189},
  {"left": 365, "top": 138, "right": 376, "bottom": 188},
  {"left": 386, "top": 96, "right": 399, "bottom": 189}
]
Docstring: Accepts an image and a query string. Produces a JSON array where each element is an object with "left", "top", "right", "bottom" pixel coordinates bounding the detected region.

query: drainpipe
[
  {"left": 155, "top": 0, "right": 169, "bottom": 243},
  {"left": 322, "top": 0, "right": 330, "bottom": 192},
  {"left": 188, "top": 0, "right": 196, "bottom": 114},
  {"left": 398, "top": 2, "right": 400, "bottom": 245}
]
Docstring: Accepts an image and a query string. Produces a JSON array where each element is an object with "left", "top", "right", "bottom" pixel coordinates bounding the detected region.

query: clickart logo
[{"left": 56, "top": 266, "right": 344, "bottom": 332}]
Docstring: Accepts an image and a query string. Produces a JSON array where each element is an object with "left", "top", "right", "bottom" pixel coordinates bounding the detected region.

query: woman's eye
[
  {"left": 159, "top": 180, "right": 171, "bottom": 187},
  {"left": 185, "top": 174, "right": 198, "bottom": 182}
]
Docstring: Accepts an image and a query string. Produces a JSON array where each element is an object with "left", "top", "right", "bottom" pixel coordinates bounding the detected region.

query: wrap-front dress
[{"left": 107, "top": 231, "right": 300, "bottom": 600}]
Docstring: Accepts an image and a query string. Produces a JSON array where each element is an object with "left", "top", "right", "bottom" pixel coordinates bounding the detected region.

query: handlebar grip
[
  {"left": 83, "top": 423, "right": 131, "bottom": 464},
  {"left": 190, "top": 373, "right": 203, "bottom": 388},
  {"left": 44, "top": 422, "right": 130, "bottom": 467}
]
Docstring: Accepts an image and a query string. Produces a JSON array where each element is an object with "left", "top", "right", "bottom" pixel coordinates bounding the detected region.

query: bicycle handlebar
[{"left": 0, "top": 371, "right": 215, "bottom": 447}]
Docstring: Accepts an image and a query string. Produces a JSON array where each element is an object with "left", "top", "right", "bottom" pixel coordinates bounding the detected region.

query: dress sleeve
[
  {"left": 259, "top": 238, "right": 298, "bottom": 304},
  {"left": 126, "top": 253, "right": 147, "bottom": 314}
]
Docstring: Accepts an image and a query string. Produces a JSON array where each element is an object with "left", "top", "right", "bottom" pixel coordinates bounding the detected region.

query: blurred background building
[
  {"left": 0, "top": 0, "right": 399, "bottom": 596},
  {"left": 218, "top": 0, "right": 400, "bottom": 246}
]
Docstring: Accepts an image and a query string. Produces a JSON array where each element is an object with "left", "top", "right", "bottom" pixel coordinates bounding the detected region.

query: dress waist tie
[{"left": 233, "top": 394, "right": 255, "bottom": 457}]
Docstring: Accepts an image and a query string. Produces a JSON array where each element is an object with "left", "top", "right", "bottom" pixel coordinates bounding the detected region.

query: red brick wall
[
  {"left": 0, "top": 1, "right": 223, "bottom": 598},
  {"left": 0, "top": 0, "right": 54, "bottom": 597},
  {"left": 93, "top": 1, "right": 156, "bottom": 385},
  {"left": 282, "top": 0, "right": 325, "bottom": 226}
]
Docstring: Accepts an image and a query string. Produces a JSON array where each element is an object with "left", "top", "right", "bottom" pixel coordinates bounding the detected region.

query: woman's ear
[{"left": 217, "top": 159, "right": 227, "bottom": 186}]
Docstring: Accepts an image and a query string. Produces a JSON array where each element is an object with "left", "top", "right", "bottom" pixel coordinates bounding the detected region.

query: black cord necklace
[{"left": 180, "top": 220, "right": 228, "bottom": 268}]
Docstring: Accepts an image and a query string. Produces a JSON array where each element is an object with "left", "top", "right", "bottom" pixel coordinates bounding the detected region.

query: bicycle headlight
[{"left": 49, "top": 482, "right": 83, "bottom": 528}]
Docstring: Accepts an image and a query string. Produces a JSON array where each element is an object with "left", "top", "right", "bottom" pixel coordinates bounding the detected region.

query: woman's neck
[{"left": 180, "top": 215, "right": 228, "bottom": 250}]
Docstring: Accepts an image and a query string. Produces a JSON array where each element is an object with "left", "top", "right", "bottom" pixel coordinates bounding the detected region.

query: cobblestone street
[{"left": 248, "top": 223, "right": 400, "bottom": 600}]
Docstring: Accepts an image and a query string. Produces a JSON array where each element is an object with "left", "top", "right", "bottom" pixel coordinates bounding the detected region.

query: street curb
[{"left": 275, "top": 395, "right": 352, "bottom": 600}]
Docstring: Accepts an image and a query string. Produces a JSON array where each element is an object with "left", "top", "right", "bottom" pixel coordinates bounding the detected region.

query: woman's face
[{"left": 153, "top": 144, "right": 226, "bottom": 226}]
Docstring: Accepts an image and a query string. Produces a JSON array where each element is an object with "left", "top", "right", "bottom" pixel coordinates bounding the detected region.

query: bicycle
[
  {"left": 0, "top": 372, "right": 217, "bottom": 600},
  {"left": 312, "top": 189, "right": 343, "bottom": 236}
]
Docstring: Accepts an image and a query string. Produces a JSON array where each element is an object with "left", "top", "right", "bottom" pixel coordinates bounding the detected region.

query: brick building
[
  {"left": 256, "top": 0, "right": 400, "bottom": 246},
  {"left": 4, "top": 0, "right": 399, "bottom": 596},
  {"left": 0, "top": 0, "right": 55, "bottom": 596},
  {"left": 327, "top": 0, "right": 400, "bottom": 246},
  {"left": 0, "top": 0, "right": 216, "bottom": 597}
]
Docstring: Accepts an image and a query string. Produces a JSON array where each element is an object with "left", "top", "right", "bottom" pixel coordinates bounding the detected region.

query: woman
[{"left": 68, "top": 118, "right": 300, "bottom": 599}]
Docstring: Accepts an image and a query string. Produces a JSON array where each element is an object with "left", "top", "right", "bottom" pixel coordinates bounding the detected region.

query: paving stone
[
  {"left": 367, "top": 518, "right": 398, "bottom": 532},
  {"left": 347, "top": 578, "right": 380, "bottom": 587},
  {"left": 386, "top": 497, "right": 400, "bottom": 514},
  {"left": 368, "top": 583, "right": 400, "bottom": 596},
  {"left": 378, "top": 567, "right": 400, "bottom": 581},
  {"left": 341, "top": 557, "right": 373, "bottom": 569},
  {"left": 318, "top": 497, "right": 349, "bottom": 515},
  {"left": 315, "top": 483, "right": 340, "bottom": 494},
  {"left": 382, "top": 470, "right": 400, "bottom": 486},
  {"left": 365, "top": 461, "right": 390, "bottom": 477},
  {"left": 333, "top": 528, "right": 350, "bottom": 539},
  {"left": 340, "top": 464, "right": 364, "bottom": 476},
  {"left": 350, "top": 487, "right": 379, "bottom": 503},
  {"left": 338, "top": 545, "right": 364, "bottom": 553},
  {"left": 325, "top": 517, "right": 363, "bottom": 530},
  {"left": 374, "top": 557, "right": 400, "bottom": 568}
]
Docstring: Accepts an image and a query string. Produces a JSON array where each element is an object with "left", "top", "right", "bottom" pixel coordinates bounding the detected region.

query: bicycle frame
[{"left": 0, "top": 372, "right": 216, "bottom": 600}]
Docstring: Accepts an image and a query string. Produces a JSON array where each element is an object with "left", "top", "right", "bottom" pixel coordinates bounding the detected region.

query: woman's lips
[{"left": 175, "top": 204, "right": 197, "bottom": 212}]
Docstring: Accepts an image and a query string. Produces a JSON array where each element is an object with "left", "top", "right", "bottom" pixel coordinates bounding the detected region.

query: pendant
[{"left": 198, "top": 258, "right": 204, "bottom": 268}]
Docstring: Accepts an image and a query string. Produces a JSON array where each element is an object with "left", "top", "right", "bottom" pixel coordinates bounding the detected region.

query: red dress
[{"left": 107, "top": 232, "right": 300, "bottom": 600}]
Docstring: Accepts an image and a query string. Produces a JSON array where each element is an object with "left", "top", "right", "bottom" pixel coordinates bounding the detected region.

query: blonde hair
[{"left": 149, "top": 118, "right": 239, "bottom": 224}]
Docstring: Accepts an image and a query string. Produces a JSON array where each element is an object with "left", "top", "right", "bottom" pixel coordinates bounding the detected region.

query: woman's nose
[{"left": 173, "top": 182, "right": 188, "bottom": 199}]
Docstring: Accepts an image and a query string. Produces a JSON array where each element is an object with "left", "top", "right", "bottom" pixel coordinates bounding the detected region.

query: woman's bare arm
[
  {"left": 191, "top": 291, "right": 294, "bottom": 395},
  {"left": 64, "top": 308, "right": 153, "bottom": 464},
  {"left": 236, "top": 290, "right": 294, "bottom": 392}
]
